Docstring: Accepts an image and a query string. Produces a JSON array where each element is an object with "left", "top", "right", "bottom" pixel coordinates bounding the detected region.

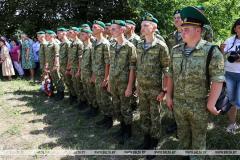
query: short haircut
[
  {"left": 231, "top": 18, "right": 240, "bottom": 34},
  {"left": 13, "top": 40, "right": 19, "bottom": 46}
]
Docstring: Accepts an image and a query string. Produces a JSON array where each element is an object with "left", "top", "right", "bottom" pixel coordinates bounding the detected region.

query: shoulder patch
[{"left": 218, "top": 60, "right": 224, "bottom": 69}]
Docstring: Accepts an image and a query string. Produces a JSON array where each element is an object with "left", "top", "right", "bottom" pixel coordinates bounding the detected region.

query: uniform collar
[
  {"left": 95, "top": 36, "right": 104, "bottom": 46},
  {"left": 180, "top": 38, "right": 205, "bottom": 52}
]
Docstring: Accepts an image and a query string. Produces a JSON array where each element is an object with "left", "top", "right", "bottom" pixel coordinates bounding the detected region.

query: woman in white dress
[{"left": 32, "top": 37, "right": 40, "bottom": 63}]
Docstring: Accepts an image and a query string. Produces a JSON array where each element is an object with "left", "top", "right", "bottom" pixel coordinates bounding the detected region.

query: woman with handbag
[{"left": 220, "top": 18, "right": 240, "bottom": 133}]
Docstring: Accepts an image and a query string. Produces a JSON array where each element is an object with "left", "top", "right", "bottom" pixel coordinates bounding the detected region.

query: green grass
[{"left": 0, "top": 67, "right": 240, "bottom": 160}]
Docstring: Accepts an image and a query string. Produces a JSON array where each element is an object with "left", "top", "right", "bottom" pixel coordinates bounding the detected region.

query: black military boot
[
  {"left": 55, "top": 91, "right": 64, "bottom": 101},
  {"left": 87, "top": 107, "right": 98, "bottom": 119},
  {"left": 119, "top": 125, "right": 132, "bottom": 145},
  {"left": 112, "top": 121, "right": 125, "bottom": 137},
  {"left": 78, "top": 101, "right": 88, "bottom": 110},
  {"left": 83, "top": 106, "right": 94, "bottom": 115},
  {"left": 135, "top": 134, "right": 151, "bottom": 149},
  {"left": 146, "top": 139, "right": 159, "bottom": 159},
  {"left": 166, "top": 122, "right": 177, "bottom": 134},
  {"left": 70, "top": 95, "right": 77, "bottom": 105},
  {"left": 74, "top": 101, "right": 82, "bottom": 109},
  {"left": 104, "top": 116, "right": 113, "bottom": 129},
  {"left": 131, "top": 104, "right": 138, "bottom": 117},
  {"left": 96, "top": 115, "right": 108, "bottom": 125}
]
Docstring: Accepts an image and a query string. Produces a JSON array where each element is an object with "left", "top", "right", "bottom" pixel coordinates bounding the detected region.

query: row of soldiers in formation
[{"left": 37, "top": 5, "right": 215, "bottom": 160}]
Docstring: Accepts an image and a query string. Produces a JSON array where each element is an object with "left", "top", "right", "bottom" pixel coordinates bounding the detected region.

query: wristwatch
[
  {"left": 77, "top": 70, "right": 81, "bottom": 73},
  {"left": 54, "top": 65, "right": 58, "bottom": 68},
  {"left": 161, "top": 89, "right": 167, "bottom": 94},
  {"left": 104, "top": 79, "right": 108, "bottom": 82},
  {"left": 66, "top": 69, "right": 70, "bottom": 71}
]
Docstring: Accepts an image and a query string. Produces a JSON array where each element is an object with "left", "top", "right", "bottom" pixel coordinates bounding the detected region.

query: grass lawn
[{"left": 0, "top": 68, "right": 240, "bottom": 160}]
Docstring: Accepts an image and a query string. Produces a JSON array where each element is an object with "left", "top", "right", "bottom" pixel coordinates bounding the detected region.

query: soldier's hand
[
  {"left": 125, "top": 87, "right": 132, "bottom": 97},
  {"left": 157, "top": 92, "right": 166, "bottom": 101},
  {"left": 167, "top": 98, "right": 174, "bottom": 109},
  {"left": 207, "top": 106, "right": 221, "bottom": 115},
  {"left": 220, "top": 43, "right": 226, "bottom": 53},
  {"left": 76, "top": 72, "right": 81, "bottom": 78},
  {"left": 101, "top": 80, "right": 108, "bottom": 88},
  {"left": 65, "top": 70, "right": 70, "bottom": 76},
  {"left": 90, "top": 77, "right": 95, "bottom": 83},
  {"left": 52, "top": 66, "right": 57, "bottom": 72}
]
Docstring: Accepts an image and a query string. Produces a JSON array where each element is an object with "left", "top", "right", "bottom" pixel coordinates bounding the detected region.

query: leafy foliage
[{"left": 1, "top": 0, "right": 239, "bottom": 41}]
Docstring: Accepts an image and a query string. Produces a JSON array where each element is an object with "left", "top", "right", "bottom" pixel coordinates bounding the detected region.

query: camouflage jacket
[
  {"left": 201, "top": 25, "right": 213, "bottom": 42},
  {"left": 39, "top": 40, "right": 48, "bottom": 59},
  {"left": 167, "top": 39, "right": 225, "bottom": 101},
  {"left": 126, "top": 33, "right": 141, "bottom": 47},
  {"left": 91, "top": 36, "right": 110, "bottom": 76},
  {"left": 59, "top": 39, "right": 71, "bottom": 66},
  {"left": 166, "top": 30, "right": 183, "bottom": 53},
  {"left": 79, "top": 42, "right": 93, "bottom": 76},
  {"left": 45, "top": 41, "right": 60, "bottom": 66},
  {"left": 109, "top": 38, "right": 137, "bottom": 80},
  {"left": 68, "top": 38, "right": 84, "bottom": 69},
  {"left": 137, "top": 37, "right": 169, "bottom": 87}
]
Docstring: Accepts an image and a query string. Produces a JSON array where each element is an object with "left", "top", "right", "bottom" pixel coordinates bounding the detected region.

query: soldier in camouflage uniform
[
  {"left": 45, "top": 30, "right": 65, "bottom": 100},
  {"left": 108, "top": 20, "right": 137, "bottom": 144},
  {"left": 89, "top": 20, "right": 113, "bottom": 128},
  {"left": 167, "top": 6, "right": 225, "bottom": 160},
  {"left": 194, "top": 5, "right": 214, "bottom": 42},
  {"left": 124, "top": 20, "right": 141, "bottom": 116},
  {"left": 105, "top": 23, "right": 114, "bottom": 43},
  {"left": 135, "top": 15, "right": 169, "bottom": 160},
  {"left": 37, "top": 31, "right": 48, "bottom": 73},
  {"left": 67, "top": 27, "right": 87, "bottom": 109},
  {"left": 165, "top": 9, "right": 183, "bottom": 134},
  {"left": 57, "top": 28, "right": 77, "bottom": 103},
  {"left": 79, "top": 28, "right": 99, "bottom": 114},
  {"left": 81, "top": 23, "right": 96, "bottom": 43}
]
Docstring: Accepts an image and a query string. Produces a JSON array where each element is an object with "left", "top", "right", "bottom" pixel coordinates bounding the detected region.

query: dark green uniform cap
[
  {"left": 111, "top": 20, "right": 126, "bottom": 26},
  {"left": 174, "top": 9, "right": 181, "bottom": 15},
  {"left": 78, "top": 27, "right": 82, "bottom": 31},
  {"left": 57, "top": 28, "right": 67, "bottom": 31},
  {"left": 93, "top": 20, "right": 105, "bottom": 29},
  {"left": 81, "top": 28, "right": 92, "bottom": 34},
  {"left": 45, "top": 30, "right": 56, "bottom": 34},
  {"left": 87, "top": 21, "right": 93, "bottom": 28},
  {"left": 37, "top": 31, "right": 45, "bottom": 34},
  {"left": 125, "top": 20, "right": 136, "bottom": 26},
  {"left": 194, "top": 5, "right": 205, "bottom": 11},
  {"left": 181, "top": 6, "right": 210, "bottom": 27},
  {"left": 141, "top": 15, "right": 158, "bottom": 24},
  {"left": 81, "top": 24, "right": 90, "bottom": 27},
  {"left": 70, "top": 27, "right": 80, "bottom": 32},
  {"left": 143, "top": 12, "right": 154, "bottom": 17},
  {"left": 105, "top": 23, "right": 112, "bottom": 26}
]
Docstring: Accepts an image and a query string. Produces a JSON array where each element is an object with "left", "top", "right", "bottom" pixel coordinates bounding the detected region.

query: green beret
[
  {"left": 105, "top": 23, "right": 112, "bottom": 26},
  {"left": 174, "top": 9, "right": 181, "bottom": 15},
  {"left": 181, "top": 6, "right": 210, "bottom": 27},
  {"left": 37, "top": 31, "right": 45, "bottom": 34},
  {"left": 57, "top": 28, "right": 67, "bottom": 31},
  {"left": 125, "top": 20, "right": 136, "bottom": 26},
  {"left": 81, "top": 24, "right": 90, "bottom": 28},
  {"left": 143, "top": 12, "right": 154, "bottom": 17},
  {"left": 78, "top": 27, "right": 82, "bottom": 31},
  {"left": 111, "top": 20, "right": 126, "bottom": 26},
  {"left": 45, "top": 30, "right": 56, "bottom": 34},
  {"left": 66, "top": 29, "right": 69, "bottom": 31},
  {"left": 87, "top": 21, "right": 93, "bottom": 28},
  {"left": 141, "top": 16, "right": 158, "bottom": 24},
  {"left": 70, "top": 27, "right": 79, "bottom": 32},
  {"left": 93, "top": 20, "right": 105, "bottom": 29},
  {"left": 194, "top": 5, "right": 205, "bottom": 11},
  {"left": 81, "top": 29, "right": 92, "bottom": 34}
]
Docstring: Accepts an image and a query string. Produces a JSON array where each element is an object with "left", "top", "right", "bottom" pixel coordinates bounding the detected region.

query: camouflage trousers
[
  {"left": 139, "top": 84, "right": 161, "bottom": 139},
  {"left": 49, "top": 65, "right": 65, "bottom": 92},
  {"left": 39, "top": 52, "right": 45, "bottom": 72},
  {"left": 71, "top": 68, "right": 86, "bottom": 102},
  {"left": 60, "top": 64, "right": 76, "bottom": 96},
  {"left": 110, "top": 78, "right": 132, "bottom": 125},
  {"left": 173, "top": 98, "right": 210, "bottom": 160},
  {"left": 95, "top": 74, "right": 113, "bottom": 117},
  {"left": 82, "top": 73, "right": 98, "bottom": 108},
  {"left": 130, "top": 78, "right": 139, "bottom": 106}
]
